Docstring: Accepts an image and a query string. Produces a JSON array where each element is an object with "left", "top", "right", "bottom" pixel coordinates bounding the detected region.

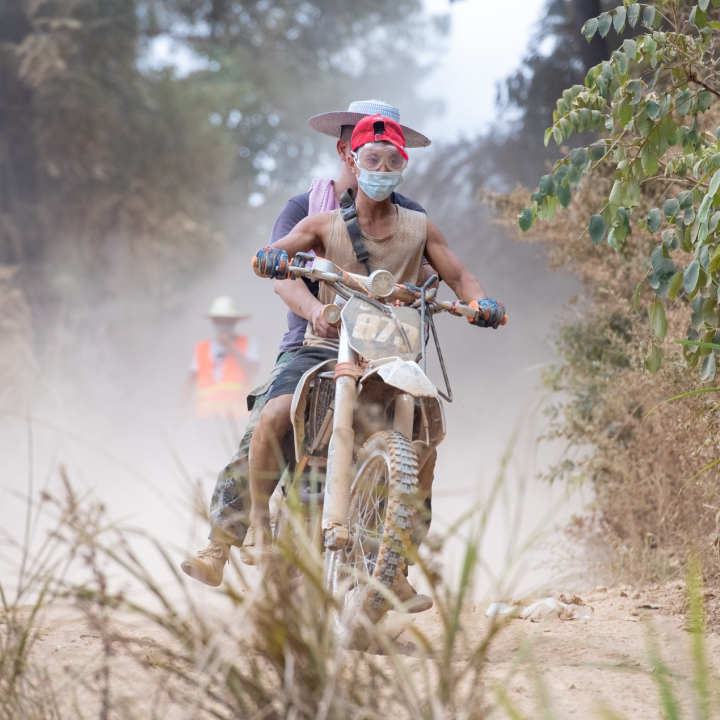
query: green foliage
[{"left": 522, "top": 0, "right": 720, "bottom": 376}]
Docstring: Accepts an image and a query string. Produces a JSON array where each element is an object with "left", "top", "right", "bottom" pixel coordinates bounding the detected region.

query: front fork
[
  {"left": 322, "top": 333, "right": 358, "bottom": 550},
  {"left": 322, "top": 334, "right": 416, "bottom": 551}
]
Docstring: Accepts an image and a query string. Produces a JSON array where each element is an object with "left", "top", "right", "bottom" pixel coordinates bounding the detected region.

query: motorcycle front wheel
[{"left": 324, "top": 430, "right": 419, "bottom": 634}]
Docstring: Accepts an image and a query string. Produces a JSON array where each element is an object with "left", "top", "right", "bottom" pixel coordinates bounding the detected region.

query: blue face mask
[{"left": 357, "top": 168, "right": 404, "bottom": 201}]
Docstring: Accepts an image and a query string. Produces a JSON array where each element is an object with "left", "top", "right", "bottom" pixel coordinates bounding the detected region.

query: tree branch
[{"left": 686, "top": 70, "right": 720, "bottom": 99}]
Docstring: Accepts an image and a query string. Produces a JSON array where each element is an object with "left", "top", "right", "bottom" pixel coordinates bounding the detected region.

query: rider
[
  {"left": 245, "top": 115, "right": 507, "bottom": 608},
  {"left": 181, "top": 100, "right": 433, "bottom": 587}
]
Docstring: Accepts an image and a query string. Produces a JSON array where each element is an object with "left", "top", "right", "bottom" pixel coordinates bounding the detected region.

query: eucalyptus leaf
[
  {"left": 642, "top": 5, "right": 655, "bottom": 27},
  {"left": 649, "top": 301, "right": 668, "bottom": 340},
  {"left": 668, "top": 271, "right": 683, "bottom": 300},
  {"left": 698, "top": 90, "right": 712, "bottom": 112},
  {"left": 589, "top": 142, "right": 606, "bottom": 161},
  {"left": 663, "top": 198, "right": 680, "bottom": 218},
  {"left": 609, "top": 180, "right": 623, "bottom": 206},
  {"left": 647, "top": 208, "right": 662, "bottom": 233},
  {"left": 709, "top": 170, "right": 720, "bottom": 197},
  {"left": 614, "top": 6, "right": 626, "bottom": 32},
  {"left": 557, "top": 183, "right": 572, "bottom": 208},
  {"left": 684, "top": 259, "right": 701, "bottom": 294},
  {"left": 627, "top": 3, "right": 640, "bottom": 27},
  {"left": 614, "top": 51, "right": 629, "bottom": 77},
  {"left": 589, "top": 214, "right": 606, "bottom": 244},
  {"left": 700, "top": 0, "right": 710, "bottom": 11},
  {"left": 539, "top": 174, "right": 557, "bottom": 197},
  {"left": 623, "top": 38, "right": 638, "bottom": 58},
  {"left": 676, "top": 89, "right": 692, "bottom": 116},
  {"left": 651, "top": 245, "right": 675, "bottom": 282},
  {"left": 598, "top": 12, "right": 612, "bottom": 37},
  {"left": 646, "top": 100, "right": 661, "bottom": 120},
  {"left": 518, "top": 207, "right": 534, "bottom": 232},
  {"left": 583, "top": 17, "right": 598, "bottom": 41},
  {"left": 570, "top": 147, "right": 590, "bottom": 171},
  {"left": 633, "top": 280, "right": 642, "bottom": 312},
  {"left": 645, "top": 344, "right": 662, "bottom": 374},
  {"left": 702, "top": 352, "right": 716, "bottom": 381}
]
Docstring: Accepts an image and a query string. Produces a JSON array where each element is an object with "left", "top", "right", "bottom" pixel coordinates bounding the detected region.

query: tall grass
[{"left": 2, "top": 455, "right": 720, "bottom": 718}]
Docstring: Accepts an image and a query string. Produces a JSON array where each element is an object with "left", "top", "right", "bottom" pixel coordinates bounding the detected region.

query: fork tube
[
  {"left": 393, "top": 393, "right": 414, "bottom": 440},
  {"left": 322, "top": 333, "right": 358, "bottom": 531}
]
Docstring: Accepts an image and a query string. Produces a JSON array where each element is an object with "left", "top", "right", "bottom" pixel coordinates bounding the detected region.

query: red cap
[{"left": 351, "top": 114, "right": 408, "bottom": 161}]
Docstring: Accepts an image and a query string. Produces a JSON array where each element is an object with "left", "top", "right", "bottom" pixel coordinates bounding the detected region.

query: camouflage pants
[{"left": 208, "top": 351, "right": 296, "bottom": 545}]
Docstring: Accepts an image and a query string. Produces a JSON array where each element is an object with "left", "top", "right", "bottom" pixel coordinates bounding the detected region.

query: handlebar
[{"left": 286, "top": 253, "right": 480, "bottom": 322}]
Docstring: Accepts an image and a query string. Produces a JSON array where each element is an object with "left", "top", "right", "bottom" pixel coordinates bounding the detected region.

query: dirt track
[{"left": 30, "top": 581, "right": 720, "bottom": 718}]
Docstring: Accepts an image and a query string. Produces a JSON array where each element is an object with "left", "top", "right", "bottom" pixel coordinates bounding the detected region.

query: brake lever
[{"left": 291, "top": 252, "right": 314, "bottom": 269}]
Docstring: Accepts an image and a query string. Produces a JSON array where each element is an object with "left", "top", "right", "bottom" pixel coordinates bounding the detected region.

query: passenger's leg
[
  {"left": 181, "top": 352, "right": 296, "bottom": 585},
  {"left": 241, "top": 393, "right": 294, "bottom": 563}
]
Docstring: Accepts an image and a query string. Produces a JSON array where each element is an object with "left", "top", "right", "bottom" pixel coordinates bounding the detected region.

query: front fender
[{"left": 361, "top": 357, "right": 438, "bottom": 399}]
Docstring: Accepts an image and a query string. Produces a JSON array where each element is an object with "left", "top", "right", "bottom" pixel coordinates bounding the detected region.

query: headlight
[{"left": 369, "top": 269, "right": 395, "bottom": 298}]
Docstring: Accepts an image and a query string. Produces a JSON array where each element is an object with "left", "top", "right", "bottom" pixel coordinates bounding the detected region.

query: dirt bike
[{"left": 265, "top": 253, "right": 482, "bottom": 633}]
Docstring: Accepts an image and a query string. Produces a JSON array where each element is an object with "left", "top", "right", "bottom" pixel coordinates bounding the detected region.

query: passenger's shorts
[{"left": 266, "top": 346, "right": 338, "bottom": 400}]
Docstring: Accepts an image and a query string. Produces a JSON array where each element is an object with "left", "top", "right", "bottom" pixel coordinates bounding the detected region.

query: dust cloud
[{"left": 0, "top": 148, "right": 586, "bottom": 601}]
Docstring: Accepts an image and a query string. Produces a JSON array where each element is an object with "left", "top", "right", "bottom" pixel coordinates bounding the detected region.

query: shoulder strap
[{"left": 339, "top": 189, "right": 371, "bottom": 275}]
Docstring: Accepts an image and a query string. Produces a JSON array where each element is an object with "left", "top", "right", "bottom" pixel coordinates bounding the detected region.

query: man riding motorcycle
[
  {"left": 243, "top": 115, "right": 506, "bottom": 609},
  {"left": 182, "top": 101, "right": 436, "bottom": 587}
]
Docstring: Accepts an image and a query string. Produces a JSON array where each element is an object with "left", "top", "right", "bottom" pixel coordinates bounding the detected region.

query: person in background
[
  {"left": 190, "top": 296, "right": 259, "bottom": 420},
  {"left": 181, "top": 101, "right": 432, "bottom": 587}
]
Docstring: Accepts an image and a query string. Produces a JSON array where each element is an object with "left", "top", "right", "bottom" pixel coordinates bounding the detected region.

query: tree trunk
[
  {"left": 0, "top": 1, "right": 43, "bottom": 265},
  {"left": 572, "top": 0, "right": 610, "bottom": 71}
]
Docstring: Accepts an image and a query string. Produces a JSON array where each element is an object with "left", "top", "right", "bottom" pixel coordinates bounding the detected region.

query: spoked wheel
[{"left": 325, "top": 431, "right": 418, "bottom": 634}]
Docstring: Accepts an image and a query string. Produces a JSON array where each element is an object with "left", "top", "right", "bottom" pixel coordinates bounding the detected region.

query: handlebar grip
[{"left": 322, "top": 304, "right": 342, "bottom": 325}]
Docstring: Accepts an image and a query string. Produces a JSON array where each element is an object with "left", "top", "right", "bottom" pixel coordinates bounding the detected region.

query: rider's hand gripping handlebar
[
  {"left": 467, "top": 299, "right": 507, "bottom": 329},
  {"left": 252, "top": 247, "right": 291, "bottom": 279}
]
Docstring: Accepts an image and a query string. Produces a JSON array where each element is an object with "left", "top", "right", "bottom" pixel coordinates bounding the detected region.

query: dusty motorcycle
[{"left": 264, "top": 253, "right": 482, "bottom": 631}]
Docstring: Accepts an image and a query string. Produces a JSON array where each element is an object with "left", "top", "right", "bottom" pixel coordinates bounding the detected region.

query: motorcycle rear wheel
[{"left": 325, "top": 430, "right": 419, "bottom": 633}]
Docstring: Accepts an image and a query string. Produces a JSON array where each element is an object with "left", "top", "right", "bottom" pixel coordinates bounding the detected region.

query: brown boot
[
  {"left": 239, "top": 526, "right": 271, "bottom": 566},
  {"left": 181, "top": 541, "right": 230, "bottom": 587},
  {"left": 392, "top": 572, "right": 433, "bottom": 613}
]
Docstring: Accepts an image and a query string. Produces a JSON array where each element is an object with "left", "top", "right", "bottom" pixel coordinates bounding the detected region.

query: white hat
[
  {"left": 207, "top": 296, "right": 250, "bottom": 320},
  {"left": 308, "top": 99, "right": 431, "bottom": 148}
]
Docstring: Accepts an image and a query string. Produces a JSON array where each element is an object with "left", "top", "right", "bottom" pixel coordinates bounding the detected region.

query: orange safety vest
[{"left": 195, "top": 337, "right": 251, "bottom": 419}]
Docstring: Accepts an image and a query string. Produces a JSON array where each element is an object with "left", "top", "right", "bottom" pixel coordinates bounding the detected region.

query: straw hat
[
  {"left": 207, "top": 296, "right": 250, "bottom": 320},
  {"left": 308, "top": 100, "right": 431, "bottom": 149}
]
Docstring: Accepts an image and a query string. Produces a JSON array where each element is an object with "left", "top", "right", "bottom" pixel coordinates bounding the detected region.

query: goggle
[{"left": 353, "top": 142, "right": 408, "bottom": 172}]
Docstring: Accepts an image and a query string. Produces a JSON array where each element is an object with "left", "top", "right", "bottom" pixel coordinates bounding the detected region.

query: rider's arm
[
  {"left": 268, "top": 213, "right": 328, "bottom": 256},
  {"left": 423, "top": 219, "right": 486, "bottom": 303},
  {"left": 273, "top": 277, "right": 339, "bottom": 337},
  {"left": 263, "top": 213, "right": 338, "bottom": 335}
]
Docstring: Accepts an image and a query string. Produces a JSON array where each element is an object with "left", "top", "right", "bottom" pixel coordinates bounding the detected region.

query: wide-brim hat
[
  {"left": 308, "top": 99, "right": 431, "bottom": 149},
  {"left": 206, "top": 296, "right": 250, "bottom": 321}
]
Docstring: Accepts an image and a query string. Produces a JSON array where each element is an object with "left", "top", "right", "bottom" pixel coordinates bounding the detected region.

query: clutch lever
[{"left": 291, "top": 252, "right": 315, "bottom": 269}]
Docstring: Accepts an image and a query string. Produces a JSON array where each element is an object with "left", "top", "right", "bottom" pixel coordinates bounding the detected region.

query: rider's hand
[
  {"left": 468, "top": 299, "right": 507, "bottom": 329},
  {"left": 252, "top": 247, "right": 290, "bottom": 279},
  {"left": 310, "top": 304, "right": 340, "bottom": 339}
]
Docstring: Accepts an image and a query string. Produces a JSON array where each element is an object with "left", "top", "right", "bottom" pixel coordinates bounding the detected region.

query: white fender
[{"left": 362, "top": 357, "right": 438, "bottom": 399}]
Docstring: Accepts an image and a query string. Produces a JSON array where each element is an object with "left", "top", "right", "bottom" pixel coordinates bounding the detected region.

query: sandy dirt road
[{"left": 26, "top": 581, "right": 720, "bottom": 718}]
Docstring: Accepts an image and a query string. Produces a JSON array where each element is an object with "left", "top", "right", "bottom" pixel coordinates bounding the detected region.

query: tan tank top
[{"left": 305, "top": 205, "right": 427, "bottom": 349}]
